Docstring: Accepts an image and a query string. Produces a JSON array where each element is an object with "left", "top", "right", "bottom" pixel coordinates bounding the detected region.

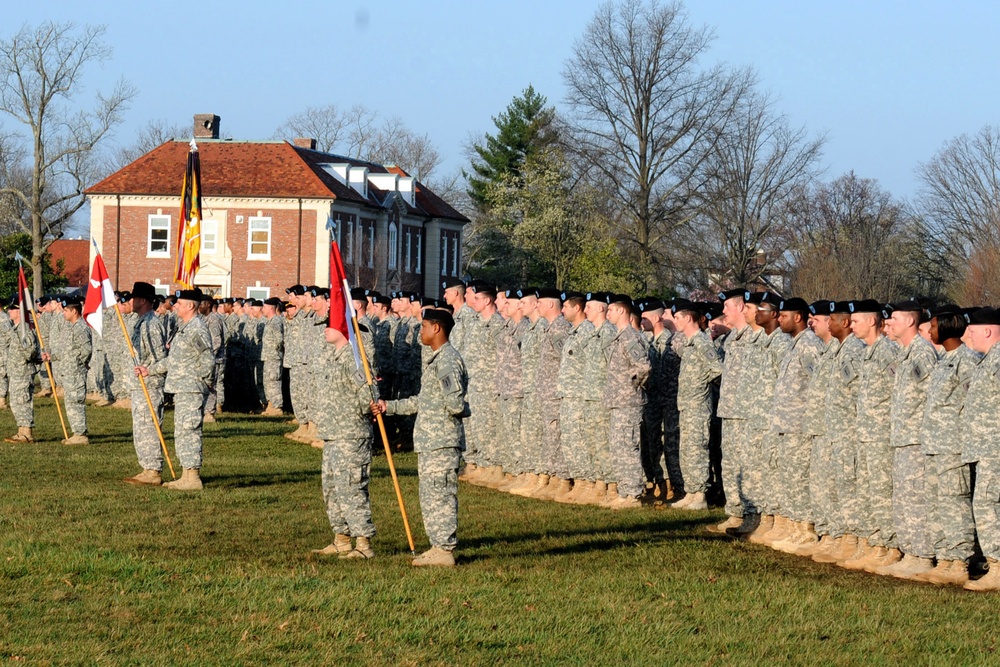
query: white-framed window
[
  {"left": 415, "top": 230, "right": 422, "bottom": 274},
  {"left": 248, "top": 216, "right": 271, "bottom": 260},
  {"left": 148, "top": 215, "right": 170, "bottom": 257},
  {"left": 334, "top": 217, "right": 342, "bottom": 247},
  {"left": 441, "top": 235, "right": 448, "bottom": 276},
  {"left": 247, "top": 287, "right": 270, "bottom": 300},
  {"left": 345, "top": 220, "right": 354, "bottom": 263},
  {"left": 452, "top": 233, "right": 459, "bottom": 277},
  {"left": 202, "top": 219, "right": 218, "bottom": 255},
  {"left": 405, "top": 228, "right": 412, "bottom": 271},
  {"left": 154, "top": 285, "right": 170, "bottom": 297},
  {"left": 387, "top": 222, "right": 398, "bottom": 270},
  {"left": 366, "top": 222, "right": 374, "bottom": 269}
]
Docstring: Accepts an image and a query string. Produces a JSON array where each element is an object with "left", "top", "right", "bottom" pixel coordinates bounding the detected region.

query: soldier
[
  {"left": 110, "top": 292, "right": 134, "bottom": 409},
  {"left": 373, "top": 308, "right": 469, "bottom": 567},
  {"left": 913, "top": 306, "right": 979, "bottom": 585},
  {"left": 0, "top": 300, "right": 12, "bottom": 409},
  {"left": 199, "top": 295, "right": 226, "bottom": 422},
  {"left": 768, "top": 298, "right": 825, "bottom": 552},
  {"left": 312, "top": 319, "right": 378, "bottom": 559},
  {"left": 283, "top": 285, "right": 310, "bottom": 439},
  {"left": 43, "top": 295, "right": 91, "bottom": 445},
  {"left": 494, "top": 289, "right": 527, "bottom": 491},
  {"left": 305, "top": 287, "right": 331, "bottom": 447},
  {"left": 508, "top": 288, "right": 544, "bottom": 495},
  {"left": 3, "top": 300, "right": 39, "bottom": 443},
  {"left": 876, "top": 300, "right": 939, "bottom": 579},
  {"left": 442, "top": 278, "right": 476, "bottom": 355},
  {"left": 638, "top": 298, "right": 676, "bottom": 507},
  {"left": 123, "top": 282, "right": 170, "bottom": 485},
  {"left": 463, "top": 281, "right": 503, "bottom": 484},
  {"left": 260, "top": 297, "right": 285, "bottom": 416},
  {"left": 136, "top": 289, "right": 215, "bottom": 490},
  {"left": 961, "top": 307, "right": 1000, "bottom": 590},
  {"left": 349, "top": 288, "right": 380, "bottom": 378},
  {"left": 34, "top": 296, "right": 54, "bottom": 398},
  {"left": 710, "top": 289, "right": 753, "bottom": 531},
  {"left": 602, "top": 295, "right": 651, "bottom": 509}
]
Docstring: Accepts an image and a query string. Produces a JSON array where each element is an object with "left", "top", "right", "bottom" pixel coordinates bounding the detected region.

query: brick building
[
  {"left": 85, "top": 114, "right": 468, "bottom": 299},
  {"left": 48, "top": 238, "right": 90, "bottom": 289}
]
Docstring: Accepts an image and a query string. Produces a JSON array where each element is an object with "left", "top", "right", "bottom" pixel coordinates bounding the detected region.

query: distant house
[
  {"left": 48, "top": 239, "right": 89, "bottom": 289},
  {"left": 84, "top": 114, "right": 469, "bottom": 299}
]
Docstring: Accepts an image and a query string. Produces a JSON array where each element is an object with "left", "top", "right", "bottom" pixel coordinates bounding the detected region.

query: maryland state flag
[{"left": 174, "top": 139, "right": 202, "bottom": 288}]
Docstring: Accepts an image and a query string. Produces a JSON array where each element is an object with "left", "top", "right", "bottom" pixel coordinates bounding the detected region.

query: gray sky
[{"left": 8, "top": 0, "right": 1000, "bottom": 200}]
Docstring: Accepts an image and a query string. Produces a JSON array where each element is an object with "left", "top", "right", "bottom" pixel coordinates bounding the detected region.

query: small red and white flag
[
  {"left": 83, "top": 247, "right": 116, "bottom": 337},
  {"left": 329, "top": 240, "right": 362, "bottom": 369},
  {"left": 14, "top": 254, "right": 33, "bottom": 329}
]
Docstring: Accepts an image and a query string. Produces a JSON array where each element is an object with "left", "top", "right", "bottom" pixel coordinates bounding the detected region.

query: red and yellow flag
[{"left": 174, "top": 140, "right": 202, "bottom": 288}]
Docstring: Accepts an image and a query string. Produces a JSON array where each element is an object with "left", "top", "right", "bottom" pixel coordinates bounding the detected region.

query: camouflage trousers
[
  {"left": 497, "top": 396, "right": 523, "bottom": 473},
  {"left": 262, "top": 361, "right": 283, "bottom": 410},
  {"left": 809, "top": 435, "right": 841, "bottom": 537},
  {"left": 540, "top": 400, "right": 568, "bottom": 479},
  {"left": 322, "top": 438, "right": 376, "bottom": 539},
  {"left": 63, "top": 370, "right": 88, "bottom": 436},
  {"left": 892, "top": 445, "right": 932, "bottom": 558},
  {"left": 519, "top": 392, "right": 544, "bottom": 475},
  {"left": 679, "top": 408, "right": 712, "bottom": 494},
  {"left": 973, "top": 457, "right": 1000, "bottom": 561},
  {"left": 466, "top": 389, "right": 498, "bottom": 467},
  {"left": 204, "top": 361, "right": 225, "bottom": 416},
  {"left": 560, "top": 398, "right": 592, "bottom": 480},
  {"left": 720, "top": 419, "right": 747, "bottom": 518},
  {"left": 641, "top": 401, "right": 666, "bottom": 484},
  {"left": 110, "top": 355, "right": 128, "bottom": 401},
  {"left": 741, "top": 426, "right": 766, "bottom": 512},
  {"left": 848, "top": 441, "right": 869, "bottom": 537},
  {"left": 863, "top": 439, "right": 896, "bottom": 549},
  {"left": 584, "top": 401, "right": 610, "bottom": 481},
  {"left": 775, "top": 432, "right": 811, "bottom": 521},
  {"left": 172, "top": 391, "right": 207, "bottom": 470},
  {"left": 131, "top": 380, "right": 165, "bottom": 471},
  {"left": 834, "top": 438, "right": 864, "bottom": 536},
  {"left": 609, "top": 407, "right": 644, "bottom": 498},
  {"left": 924, "top": 453, "right": 975, "bottom": 562},
  {"left": 289, "top": 365, "right": 311, "bottom": 424},
  {"left": 0, "top": 365, "right": 9, "bottom": 400},
  {"left": 663, "top": 408, "right": 682, "bottom": 494},
  {"left": 9, "top": 369, "right": 33, "bottom": 427},
  {"left": 418, "top": 447, "right": 460, "bottom": 551}
]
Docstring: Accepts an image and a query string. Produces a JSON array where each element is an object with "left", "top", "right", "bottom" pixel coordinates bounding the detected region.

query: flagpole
[
  {"left": 17, "top": 260, "right": 69, "bottom": 441},
  {"left": 351, "top": 315, "right": 417, "bottom": 556},
  {"left": 91, "top": 240, "right": 176, "bottom": 479}
]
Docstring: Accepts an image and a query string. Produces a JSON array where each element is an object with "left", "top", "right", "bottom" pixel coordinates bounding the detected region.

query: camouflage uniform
[
  {"left": 496, "top": 317, "right": 527, "bottom": 473},
  {"left": 464, "top": 312, "right": 502, "bottom": 467},
  {"left": 677, "top": 330, "right": 723, "bottom": 495},
  {"left": 262, "top": 314, "right": 285, "bottom": 411},
  {"left": 7, "top": 320, "right": 39, "bottom": 427},
  {"left": 583, "top": 321, "right": 615, "bottom": 480},
  {"left": 963, "top": 342, "right": 1000, "bottom": 562},
  {"left": 285, "top": 308, "right": 309, "bottom": 424},
  {"left": 642, "top": 328, "right": 677, "bottom": 487},
  {"left": 889, "top": 335, "right": 938, "bottom": 558},
  {"left": 129, "top": 311, "right": 168, "bottom": 470},
  {"left": 519, "top": 316, "right": 545, "bottom": 475},
  {"left": 921, "top": 344, "right": 979, "bottom": 562},
  {"left": 0, "top": 310, "right": 12, "bottom": 401},
  {"left": 806, "top": 337, "right": 839, "bottom": 536},
  {"left": 55, "top": 318, "right": 92, "bottom": 436},
  {"left": 825, "top": 336, "right": 866, "bottom": 536},
  {"left": 102, "top": 308, "right": 122, "bottom": 400},
  {"left": 317, "top": 341, "right": 376, "bottom": 539},
  {"left": 450, "top": 303, "right": 477, "bottom": 357},
  {"left": 716, "top": 325, "right": 753, "bottom": 518},
  {"left": 148, "top": 316, "right": 214, "bottom": 469},
  {"left": 744, "top": 328, "right": 790, "bottom": 512},
  {"left": 558, "top": 319, "right": 596, "bottom": 481},
  {"left": 539, "top": 316, "right": 571, "bottom": 478},
  {"left": 857, "top": 335, "right": 899, "bottom": 548},
  {"left": 605, "top": 325, "right": 650, "bottom": 498},
  {"left": 203, "top": 310, "right": 226, "bottom": 416},
  {"left": 385, "top": 342, "right": 469, "bottom": 552},
  {"left": 87, "top": 313, "right": 111, "bottom": 400},
  {"left": 771, "top": 328, "right": 824, "bottom": 521}
]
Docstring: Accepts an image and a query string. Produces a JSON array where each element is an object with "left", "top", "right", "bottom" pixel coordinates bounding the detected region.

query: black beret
[
  {"left": 263, "top": 297, "right": 283, "bottom": 307},
  {"left": 849, "top": 299, "right": 883, "bottom": 314},
  {"left": 889, "top": 300, "right": 923, "bottom": 313},
  {"left": 175, "top": 289, "right": 201, "bottom": 301},
  {"left": 503, "top": 288, "right": 522, "bottom": 299},
  {"left": 779, "top": 297, "right": 809, "bottom": 312},
  {"left": 639, "top": 298, "right": 665, "bottom": 313},
  {"left": 717, "top": 288, "right": 746, "bottom": 302},
  {"left": 967, "top": 307, "right": 1000, "bottom": 326},
  {"left": 467, "top": 280, "right": 496, "bottom": 297},
  {"left": 117, "top": 291, "right": 132, "bottom": 304},
  {"left": 421, "top": 297, "right": 438, "bottom": 307},
  {"left": 671, "top": 298, "right": 696, "bottom": 315},
  {"left": 442, "top": 277, "right": 466, "bottom": 290},
  {"left": 373, "top": 294, "right": 391, "bottom": 306},
  {"left": 586, "top": 291, "right": 611, "bottom": 304},
  {"left": 534, "top": 288, "right": 560, "bottom": 300},
  {"left": 560, "top": 290, "right": 585, "bottom": 301},
  {"left": 350, "top": 288, "right": 368, "bottom": 301},
  {"left": 59, "top": 294, "right": 82, "bottom": 307},
  {"left": 422, "top": 308, "right": 455, "bottom": 329},
  {"left": 830, "top": 301, "right": 853, "bottom": 314},
  {"left": 248, "top": 299, "right": 263, "bottom": 308},
  {"left": 759, "top": 292, "right": 781, "bottom": 309},
  {"left": 929, "top": 304, "right": 962, "bottom": 318},
  {"left": 285, "top": 284, "right": 305, "bottom": 295},
  {"left": 744, "top": 291, "right": 764, "bottom": 305},
  {"left": 809, "top": 300, "right": 833, "bottom": 315},
  {"left": 703, "top": 303, "right": 724, "bottom": 320},
  {"left": 37, "top": 295, "right": 52, "bottom": 307}
]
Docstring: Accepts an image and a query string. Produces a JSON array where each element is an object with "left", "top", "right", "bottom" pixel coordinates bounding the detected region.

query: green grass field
[{"left": 1, "top": 399, "right": 997, "bottom": 666}]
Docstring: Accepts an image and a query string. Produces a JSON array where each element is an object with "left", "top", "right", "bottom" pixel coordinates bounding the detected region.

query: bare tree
[
  {"left": 0, "top": 22, "right": 135, "bottom": 293},
  {"left": 562, "top": 0, "right": 753, "bottom": 288},
  {"left": 693, "top": 91, "right": 824, "bottom": 288},
  {"left": 105, "top": 118, "right": 186, "bottom": 172},
  {"left": 274, "top": 103, "right": 349, "bottom": 153}
]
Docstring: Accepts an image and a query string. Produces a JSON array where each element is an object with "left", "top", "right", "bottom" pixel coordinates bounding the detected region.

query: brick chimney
[
  {"left": 194, "top": 114, "right": 220, "bottom": 139},
  {"left": 293, "top": 137, "right": 317, "bottom": 150}
]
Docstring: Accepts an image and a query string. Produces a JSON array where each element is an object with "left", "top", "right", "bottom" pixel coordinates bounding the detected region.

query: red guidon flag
[
  {"left": 329, "top": 240, "right": 362, "bottom": 369},
  {"left": 83, "top": 250, "right": 116, "bottom": 337},
  {"left": 15, "top": 258, "right": 33, "bottom": 329},
  {"left": 174, "top": 139, "right": 202, "bottom": 288}
]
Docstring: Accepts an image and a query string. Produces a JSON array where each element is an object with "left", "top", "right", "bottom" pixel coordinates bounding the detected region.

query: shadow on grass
[{"left": 206, "top": 470, "right": 317, "bottom": 488}]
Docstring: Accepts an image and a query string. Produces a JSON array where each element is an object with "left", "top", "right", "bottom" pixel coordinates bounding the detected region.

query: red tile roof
[
  {"left": 87, "top": 140, "right": 468, "bottom": 223},
  {"left": 48, "top": 239, "right": 89, "bottom": 288}
]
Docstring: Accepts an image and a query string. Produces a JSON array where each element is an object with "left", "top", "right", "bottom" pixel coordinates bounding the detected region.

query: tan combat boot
[
  {"left": 124, "top": 469, "right": 162, "bottom": 486},
  {"left": 811, "top": 536, "right": 847, "bottom": 563},
  {"left": 313, "top": 533, "right": 352, "bottom": 556},
  {"left": 0, "top": 397, "right": 7, "bottom": 409},
  {"left": 550, "top": 478, "right": 576, "bottom": 502},
  {"left": 887, "top": 555, "right": 935, "bottom": 580},
  {"left": 261, "top": 404, "right": 283, "bottom": 416},
  {"left": 342, "top": 536, "right": 375, "bottom": 559},
  {"left": 412, "top": 546, "right": 456, "bottom": 567},
  {"left": 533, "top": 476, "right": 563, "bottom": 500},
  {"left": 797, "top": 533, "right": 833, "bottom": 557},
  {"left": 963, "top": 560, "right": 1000, "bottom": 591},
  {"left": 671, "top": 492, "right": 695, "bottom": 509},
  {"left": 4, "top": 426, "right": 34, "bottom": 443},
  {"left": 568, "top": 480, "right": 597, "bottom": 504},
  {"left": 746, "top": 515, "right": 776, "bottom": 544},
  {"left": 836, "top": 537, "right": 870, "bottom": 566},
  {"left": 681, "top": 492, "right": 708, "bottom": 511},
  {"left": 772, "top": 522, "right": 805, "bottom": 553},
  {"left": 517, "top": 474, "right": 549, "bottom": 498},
  {"left": 62, "top": 434, "right": 89, "bottom": 446},
  {"left": 922, "top": 560, "right": 970, "bottom": 586},
  {"left": 497, "top": 473, "right": 520, "bottom": 492},
  {"left": 606, "top": 495, "right": 641, "bottom": 510},
  {"left": 841, "top": 541, "right": 877, "bottom": 570},
  {"left": 285, "top": 424, "right": 307, "bottom": 442},
  {"left": 163, "top": 468, "right": 203, "bottom": 490},
  {"left": 707, "top": 516, "right": 743, "bottom": 534},
  {"left": 587, "top": 480, "right": 609, "bottom": 505},
  {"left": 759, "top": 516, "right": 790, "bottom": 545},
  {"left": 864, "top": 547, "right": 902, "bottom": 573},
  {"left": 599, "top": 483, "right": 620, "bottom": 507}
]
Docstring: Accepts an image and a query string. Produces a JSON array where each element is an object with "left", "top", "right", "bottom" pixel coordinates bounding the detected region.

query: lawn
[{"left": 0, "top": 399, "right": 996, "bottom": 666}]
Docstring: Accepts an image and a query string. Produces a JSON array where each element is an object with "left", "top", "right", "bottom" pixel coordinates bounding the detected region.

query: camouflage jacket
[
  {"left": 129, "top": 310, "right": 168, "bottom": 391},
  {"left": 821, "top": 335, "right": 866, "bottom": 437},
  {"left": 889, "top": 335, "right": 939, "bottom": 449},
  {"left": 315, "top": 341, "right": 375, "bottom": 442},
  {"left": 496, "top": 317, "right": 527, "bottom": 398},
  {"left": 772, "top": 328, "right": 824, "bottom": 433},
  {"left": 677, "top": 330, "right": 723, "bottom": 416},
  {"left": 803, "top": 337, "right": 837, "bottom": 436},
  {"left": 386, "top": 342, "right": 469, "bottom": 453},
  {"left": 961, "top": 342, "right": 1000, "bottom": 463},
  {"left": 717, "top": 324, "right": 752, "bottom": 419},
  {"left": 557, "top": 319, "right": 595, "bottom": 400},
  {"left": 647, "top": 329, "right": 680, "bottom": 410},
  {"left": 856, "top": 335, "right": 898, "bottom": 442},
  {"left": 604, "top": 325, "right": 650, "bottom": 408},
  {"left": 537, "top": 316, "right": 571, "bottom": 403},
  {"left": 581, "top": 321, "right": 615, "bottom": 402},
  {"left": 744, "top": 328, "right": 791, "bottom": 425},
  {"left": 451, "top": 303, "right": 477, "bottom": 356},
  {"left": 921, "top": 344, "right": 980, "bottom": 456},
  {"left": 520, "top": 317, "right": 545, "bottom": 397},
  {"left": 150, "top": 316, "right": 214, "bottom": 394},
  {"left": 262, "top": 315, "right": 284, "bottom": 363}
]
